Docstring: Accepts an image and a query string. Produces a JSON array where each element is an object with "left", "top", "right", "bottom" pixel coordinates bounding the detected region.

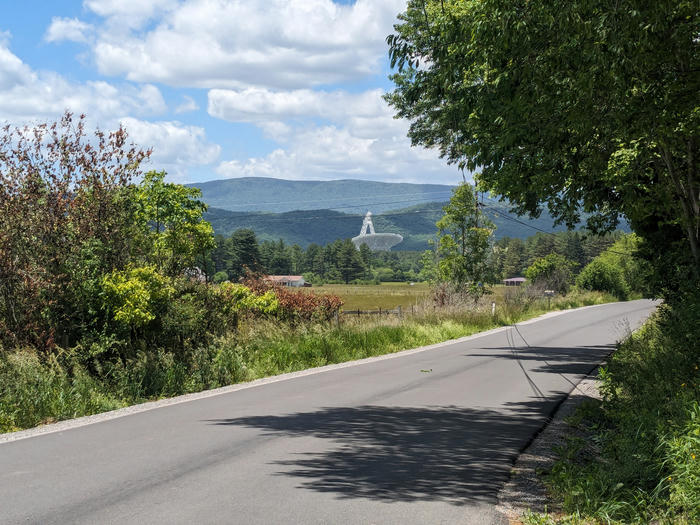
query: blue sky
[{"left": 0, "top": 0, "right": 462, "bottom": 185}]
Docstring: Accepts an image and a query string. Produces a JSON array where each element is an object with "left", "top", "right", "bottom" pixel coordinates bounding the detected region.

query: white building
[{"left": 266, "top": 275, "right": 307, "bottom": 287}]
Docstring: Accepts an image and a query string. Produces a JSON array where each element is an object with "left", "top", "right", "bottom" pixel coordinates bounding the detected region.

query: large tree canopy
[{"left": 386, "top": 0, "right": 699, "bottom": 290}]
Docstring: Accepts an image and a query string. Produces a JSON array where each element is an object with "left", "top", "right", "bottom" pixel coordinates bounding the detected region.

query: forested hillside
[
  {"left": 204, "top": 199, "right": 596, "bottom": 249},
  {"left": 188, "top": 177, "right": 454, "bottom": 213}
]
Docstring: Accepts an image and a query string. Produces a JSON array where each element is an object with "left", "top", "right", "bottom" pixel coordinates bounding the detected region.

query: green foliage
[
  {"left": 102, "top": 266, "right": 174, "bottom": 328},
  {"left": 545, "top": 292, "right": 700, "bottom": 522},
  {"left": 225, "top": 228, "right": 261, "bottom": 280},
  {"left": 0, "top": 351, "right": 123, "bottom": 432},
  {"left": 135, "top": 170, "right": 215, "bottom": 277},
  {"left": 387, "top": 0, "right": 699, "bottom": 290},
  {"left": 418, "top": 249, "right": 438, "bottom": 282},
  {"left": 525, "top": 254, "right": 577, "bottom": 294},
  {"left": 595, "top": 234, "right": 650, "bottom": 296},
  {"left": 216, "top": 282, "right": 279, "bottom": 318},
  {"left": 576, "top": 259, "right": 630, "bottom": 300},
  {"left": 336, "top": 239, "right": 365, "bottom": 284},
  {"left": 212, "top": 271, "right": 229, "bottom": 284},
  {"left": 436, "top": 182, "right": 494, "bottom": 299},
  {"left": 0, "top": 113, "right": 149, "bottom": 349}
]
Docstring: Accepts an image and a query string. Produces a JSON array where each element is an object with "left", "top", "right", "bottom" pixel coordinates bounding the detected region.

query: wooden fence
[{"left": 341, "top": 305, "right": 412, "bottom": 317}]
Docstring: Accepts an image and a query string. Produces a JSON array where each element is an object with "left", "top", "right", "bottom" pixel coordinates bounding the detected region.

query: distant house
[
  {"left": 266, "top": 275, "right": 307, "bottom": 287},
  {"left": 503, "top": 277, "right": 526, "bottom": 287}
]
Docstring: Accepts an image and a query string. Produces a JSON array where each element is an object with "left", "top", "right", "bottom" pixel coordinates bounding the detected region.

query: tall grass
[
  {"left": 1, "top": 288, "right": 616, "bottom": 433},
  {"left": 0, "top": 351, "right": 124, "bottom": 432},
  {"left": 533, "top": 290, "right": 700, "bottom": 524}
]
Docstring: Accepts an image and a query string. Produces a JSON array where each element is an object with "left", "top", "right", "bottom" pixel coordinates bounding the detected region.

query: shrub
[
  {"left": 525, "top": 254, "right": 576, "bottom": 293},
  {"left": 242, "top": 275, "right": 343, "bottom": 322},
  {"left": 215, "top": 281, "right": 279, "bottom": 322},
  {"left": 101, "top": 266, "right": 174, "bottom": 329},
  {"left": 212, "top": 271, "right": 229, "bottom": 284},
  {"left": 576, "top": 258, "right": 629, "bottom": 300}
]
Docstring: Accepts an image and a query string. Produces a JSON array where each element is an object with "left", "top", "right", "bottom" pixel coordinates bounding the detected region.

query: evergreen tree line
[
  {"left": 490, "top": 231, "right": 627, "bottom": 280},
  {"left": 202, "top": 228, "right": 624, "bottom": 285},
  {"left": 203, "top": 231, "right": 424, "bottom": 284}
]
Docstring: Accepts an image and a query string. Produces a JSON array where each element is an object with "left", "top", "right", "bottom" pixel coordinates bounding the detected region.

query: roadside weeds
[{"left": 497, "top": 370, "right": 604, "bottom": 524}]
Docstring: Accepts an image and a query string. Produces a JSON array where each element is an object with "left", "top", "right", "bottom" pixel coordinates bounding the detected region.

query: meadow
[
  {"left": 309, "top": 282, "right": 513, "bottom": 311},
  {"left": 311, "top": 282, "right": 431, "bottom": 311}
]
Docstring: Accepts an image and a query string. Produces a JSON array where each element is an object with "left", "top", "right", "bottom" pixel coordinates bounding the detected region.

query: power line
[
  {"left": 205, "top": 189, "right": 454, "bottom": 210},
  {"left": 481, "top": 205, "right": 633, "bottom": 257},
  {"left": 208, "top": 196, "right": 633, "bottom": 257}
]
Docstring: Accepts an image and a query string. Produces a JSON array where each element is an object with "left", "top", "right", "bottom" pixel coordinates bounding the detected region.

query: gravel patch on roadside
[{"left": 496, "top": 369, "right": 604, "bottom": 524}]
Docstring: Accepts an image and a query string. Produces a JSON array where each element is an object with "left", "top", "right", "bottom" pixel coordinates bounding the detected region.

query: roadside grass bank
[
  {"left": 1, "top": 289, "right": 615, "bottom": 434},
  {"left": 523, "top": 291, "right": 699, "bottom": 525}
]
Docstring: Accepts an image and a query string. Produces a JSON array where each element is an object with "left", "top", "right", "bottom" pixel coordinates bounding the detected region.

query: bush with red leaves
[{"left": 242, "top": 274, "right": 343, "bottom": 322}]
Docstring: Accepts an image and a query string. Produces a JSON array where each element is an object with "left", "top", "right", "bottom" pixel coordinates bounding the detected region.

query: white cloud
[
  {"left": 0, "top": 41, "right": 33, "bottom": 90},
  {"left": 88, "top": 0, "right": 405, "bottom": 89},
  {"left": 0, "top": 39, "right": 220, "bottom": 181},
  {"left": 85, "top": 0, "right": 179, "bottom": 30},
  {"left": 208, "top": 87, "right": 384, "bottom": 123},
  {"left": 45, "top": 17, "right": 93, "bottom": 44},
  {"left": 209, "top": 84, "right": 462, "bottom": 184},
  {"left": 208, "top": 84, "right": 461, "bottom": 183},
  {"left": 121, "top": 118, "right": 221, "bottom": 180},
  {"left": 175, "top": 95, "right": 199, "bottom": 114},
  {"left": 0, "top": 39, "right": 167, "bottom": 121},
  {"left": 215, "top": 122, "right": 459, "bottom": 184}
]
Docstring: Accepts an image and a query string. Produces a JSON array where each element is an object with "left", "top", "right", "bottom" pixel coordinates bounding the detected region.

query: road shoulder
[{"left": 496, "top": 368, "right": 603, "bottom": 523}]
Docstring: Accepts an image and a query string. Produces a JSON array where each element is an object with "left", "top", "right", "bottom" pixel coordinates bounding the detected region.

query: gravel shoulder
[{"left": 496, "top": 368, "right": 604, "bottom": 523}]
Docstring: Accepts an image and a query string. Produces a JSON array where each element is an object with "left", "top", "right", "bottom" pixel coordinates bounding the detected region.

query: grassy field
[
  {"left": 310, "top": 282, "right": 514, "bottom": 311},
  {"left": 311, "top": 282, "right": 432, "bottom": 310}
]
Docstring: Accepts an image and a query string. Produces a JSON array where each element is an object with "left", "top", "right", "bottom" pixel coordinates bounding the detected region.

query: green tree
[
  {"left": 269, "top": 239, "right": 292, "bottom": 275},
  {"left": 436, "top": 182, "right": 494, "bottom": 298},
  {"left": 502, "top": 238, "right": 526, "bottom": 279},
  {"left": 418, "top": 249, "right": 438, "bottom": 282},
  {"left": 225, "top": 229, "right": 260, "bottom": 281},
  {"left": 557, "top": 232, "right": 585, "bottom": 269},
  {"left": 576, "top": 259, "right": 630, "bottom": 300},
  {"left": 358, "top": 243, "right": 373, "bottom": 275},
  {"left": 337, "top": 239, "right": 365, "bottom": 284},
  {"left": 305, "top": 244, "right": 322, "bottom": 274},
  {"left": 593, "top": 234, "right": 650, "bottom": 296},
  {"left": 289, "top": 244, "right": 305, "bottom": 274},
  {"left": 206, "top": 234, "right": 228, "bottom": 275},
  {"left": 0, "top": 113, "right": 149, "bottom": 349},
  {"left": 387, "top": 0, "right": 699, "bottom": 291},
  {"left": 525, "top": 234, "right": 557, "bottom": 269},
  {"left": 136, "top": 171, "right": 215, "bottom": 278},
  {"left": 525, "top": 254, "right": 577, "bottom": 294}
]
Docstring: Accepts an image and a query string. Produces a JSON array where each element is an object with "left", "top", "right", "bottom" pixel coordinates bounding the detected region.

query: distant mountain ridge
[
  {"left": 193, "top": 177, "right": 602, "bottom": 250},
  {"left": 203, "top": 201, "right": 578, "bottom": 250},
  {"left": 188, "top": 177, "right": 455, "bottom": 214}
]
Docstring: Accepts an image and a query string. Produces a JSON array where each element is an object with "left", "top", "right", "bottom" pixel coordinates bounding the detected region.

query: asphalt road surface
[{"left": 0, "top": 300, "right": 657, "bottom": 524}]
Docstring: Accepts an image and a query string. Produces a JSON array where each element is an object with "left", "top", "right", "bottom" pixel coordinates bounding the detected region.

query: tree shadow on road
[
  {"left": 471, "top": 343, "right": 614, "bottom": 377},
  {"left": 208, "top": 401, "right": 557, "bottom": 505}
]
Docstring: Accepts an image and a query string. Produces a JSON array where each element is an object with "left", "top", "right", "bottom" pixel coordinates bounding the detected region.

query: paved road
[{"left": 0, "top": 300, "right": 657, "bottom": 524}]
